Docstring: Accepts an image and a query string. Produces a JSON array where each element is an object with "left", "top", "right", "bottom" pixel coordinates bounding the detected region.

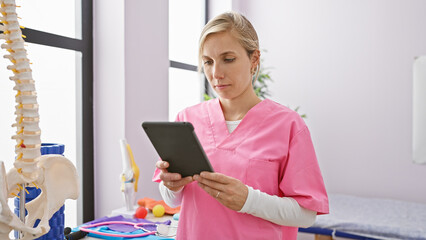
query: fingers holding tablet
[
  {"left": 156, "top": 160, "right": 170, "bottom": 171},
  {"left": 163, "top": 176, "right": 193, "bottom": 192},
  {"left": 157, "top": 160, "right": 193, "bottom": 192}
]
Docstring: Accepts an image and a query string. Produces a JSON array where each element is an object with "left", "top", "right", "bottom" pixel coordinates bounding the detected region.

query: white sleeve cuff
[
  {"left": 238, "top": 185, "right": 316, "bottom": 227},
  {"left": 158, "top": 181, "right": 183, "bottom": 208},
  {"left": 238, "top": 184, "right": 254, "bottom": 213}
]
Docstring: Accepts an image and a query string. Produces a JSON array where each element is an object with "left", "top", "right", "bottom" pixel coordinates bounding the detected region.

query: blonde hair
[{"left": 198, "top": 11, "right": 260, "bottom": 81}]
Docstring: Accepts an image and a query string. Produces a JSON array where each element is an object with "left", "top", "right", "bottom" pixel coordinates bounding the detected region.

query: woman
[{"left": 153, "top": 11, "right": 328, "bottom": 239}]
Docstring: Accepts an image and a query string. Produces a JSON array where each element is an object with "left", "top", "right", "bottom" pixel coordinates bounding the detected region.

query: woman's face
[{"left": 202, "top": 31, "right": 259, "bottom": 100}]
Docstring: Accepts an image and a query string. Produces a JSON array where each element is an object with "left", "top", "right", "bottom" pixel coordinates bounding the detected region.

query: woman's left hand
[{"left": 194, "top": 171, "right": 248, "bottom": 211}]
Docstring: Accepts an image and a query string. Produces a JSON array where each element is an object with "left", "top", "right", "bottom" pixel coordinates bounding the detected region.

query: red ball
[{"left": 134, "top": 206, "right": 148, "bottom": 219}]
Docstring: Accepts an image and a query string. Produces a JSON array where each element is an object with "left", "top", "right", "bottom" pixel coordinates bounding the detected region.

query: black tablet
[{"left": 142, "top": 121, "right": 214, "bottom": 177}]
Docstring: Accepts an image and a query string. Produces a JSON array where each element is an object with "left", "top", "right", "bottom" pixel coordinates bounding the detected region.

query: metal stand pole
[{"left": 18, "top": 184, "right": 26, "bottom": 239}]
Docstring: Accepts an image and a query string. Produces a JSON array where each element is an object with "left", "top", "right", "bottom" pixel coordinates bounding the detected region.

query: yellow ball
[{"left": 152, "top": 204, "right": 165, "bottom": 217}]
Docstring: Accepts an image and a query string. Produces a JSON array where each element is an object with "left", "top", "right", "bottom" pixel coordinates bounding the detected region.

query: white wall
[
  {"left": 94, "top": 0, "right": 168, "bottom": 219},
  {"left": 208, "top": 0, "right": 232, "bottom": 19},
  {"left": 93, "top": 0, "right": 125, "bottom": 218},
  {"left": 233, "top": 0, "right": 426, "bottom": 203}
]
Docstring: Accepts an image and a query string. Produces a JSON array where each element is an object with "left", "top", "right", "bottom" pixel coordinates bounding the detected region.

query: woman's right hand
[{"left": 156, "top": 160, "right": 193, "bottom": 192}]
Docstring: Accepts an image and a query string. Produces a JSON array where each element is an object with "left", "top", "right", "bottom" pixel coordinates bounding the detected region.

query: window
[
  {"left": 0, "top": 0, "right": 93, "bottom": 227},
  {"left": 168, "top": 0, "right": 206, "bottom": 120}
]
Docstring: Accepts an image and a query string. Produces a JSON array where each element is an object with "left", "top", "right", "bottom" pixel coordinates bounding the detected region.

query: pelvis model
[{"left": 0, "top": 0, "right": 79, "bottom": 239}]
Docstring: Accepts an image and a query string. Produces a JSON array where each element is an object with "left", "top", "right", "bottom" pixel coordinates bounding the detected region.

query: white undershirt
[
  {"left": 226, "top": 120, "right": 241, "bottom": 133},
  {"left": 157, "top": 121, "right": 317, "bottom": 227}
]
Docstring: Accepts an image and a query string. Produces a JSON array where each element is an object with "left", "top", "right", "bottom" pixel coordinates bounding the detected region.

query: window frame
[{"left": 169, "top": 0, "right": 210, "bottom": 97}]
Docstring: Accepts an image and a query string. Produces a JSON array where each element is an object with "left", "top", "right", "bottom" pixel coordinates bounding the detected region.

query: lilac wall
[
  {"left": 124, "top": 0, "right": 169, "bottom": 203},
  {"left": 233, "top": 0, "right": 426, "bottom": 203},
  {"left": 94, "top": 0, "right": 168, "bottom": 218}
]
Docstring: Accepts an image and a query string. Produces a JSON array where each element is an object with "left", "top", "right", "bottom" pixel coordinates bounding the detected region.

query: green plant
[
  {"left": 204, "top": 93, "right": 213, "bottom": 101},
  {"left": 252, "top": 50, "right": 273, "bottom": 99},
  {"left": 293, "top": 106, "right": 307, "bottom": 119}
]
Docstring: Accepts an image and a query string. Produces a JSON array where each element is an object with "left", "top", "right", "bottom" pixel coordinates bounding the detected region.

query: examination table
[{"left": 299, "top": 193, "right": 426, "bottom": 240}]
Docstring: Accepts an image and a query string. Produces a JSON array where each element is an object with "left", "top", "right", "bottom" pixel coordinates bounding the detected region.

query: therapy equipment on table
[
  {"left": 299, "top": 193, "right": 426, "bottom": 240},
  {"left": 152, "top": 205, "right": 165, "bottom": 218},
  {"left": 75, "top": 215, "right": 176, "bottom": 239},
  {"left": 137, "top": 197, "right": 180, "bottom": 215},
  {"left": 79, "top": 221, "right": 157, "bottom": 238},
  {"left": 119, "top": 139, "right": 140, "bottom": 212},
  {"left": 134, "top": 206, "right": 148, "bottom": 219}
]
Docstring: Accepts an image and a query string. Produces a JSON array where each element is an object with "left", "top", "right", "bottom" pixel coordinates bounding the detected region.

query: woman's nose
[{"left": 213, "top": 64, "right": 224, "bottom": 79}]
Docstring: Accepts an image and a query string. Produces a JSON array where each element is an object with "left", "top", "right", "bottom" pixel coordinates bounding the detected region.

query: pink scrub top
[{"left": 153, "top": 98, "right": 329, "bottom": 240}]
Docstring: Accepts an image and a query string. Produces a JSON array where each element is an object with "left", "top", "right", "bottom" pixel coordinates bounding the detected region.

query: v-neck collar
[{"left": 207, "top": 98, "right": 271, "bottom": 150}]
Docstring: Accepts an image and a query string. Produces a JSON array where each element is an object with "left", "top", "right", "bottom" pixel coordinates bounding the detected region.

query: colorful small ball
[
  {"left": 134, "top": 206, "right": 148, "bottom": 219},
  {"left": 152, "top": 204, "right": 165, "bottom": 217}
]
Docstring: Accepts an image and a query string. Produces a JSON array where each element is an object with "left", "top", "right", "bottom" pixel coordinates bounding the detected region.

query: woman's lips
[{"left": 215, "top": 84, "right": 230, "bottom": 90}]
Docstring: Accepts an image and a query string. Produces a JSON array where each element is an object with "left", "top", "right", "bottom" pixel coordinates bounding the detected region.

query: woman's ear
[{"left": 251, "top": 49, "right": 261, "bottom": 69}]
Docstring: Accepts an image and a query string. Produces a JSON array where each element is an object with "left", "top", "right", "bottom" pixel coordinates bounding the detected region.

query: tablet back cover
[{"left": 142, "top": 122, "right": 213, "bottom": 177}]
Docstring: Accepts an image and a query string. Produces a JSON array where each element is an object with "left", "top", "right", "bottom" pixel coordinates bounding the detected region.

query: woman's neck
[{"left": 219, "top": 90, "right": 262, "bottom": 121}]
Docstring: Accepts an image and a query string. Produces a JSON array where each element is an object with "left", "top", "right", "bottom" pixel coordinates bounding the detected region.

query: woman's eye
[
  {"left": 204, "top": 60, "right": 213, "bottom": 65},
  {"left": 224, "top": 58, "right": 235, "bottom": 63}
]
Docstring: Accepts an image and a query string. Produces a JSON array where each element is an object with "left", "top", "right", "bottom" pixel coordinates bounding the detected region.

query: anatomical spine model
[{"left": 0, "top": 0, "right": 79, "bottom": 239}]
